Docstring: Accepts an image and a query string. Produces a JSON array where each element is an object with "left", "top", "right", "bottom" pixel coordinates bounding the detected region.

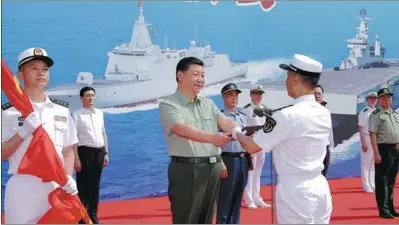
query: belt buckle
[
  {"left": 240, "top": 153, "right": 245, "bottom": 157},
  {"left": 209, "top": 156, "right": 217, "bottom": 163}
]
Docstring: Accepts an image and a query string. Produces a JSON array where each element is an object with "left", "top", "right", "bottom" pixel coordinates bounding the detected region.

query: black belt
[
  {"left": 378, "top": 143, "right": 398, "bottom": 147},
  {"left": 221, "top": 152, "right": 248, "bottom": 158},
  {"left": 171, "top": 155, "right": 221, "bottom": 164}
]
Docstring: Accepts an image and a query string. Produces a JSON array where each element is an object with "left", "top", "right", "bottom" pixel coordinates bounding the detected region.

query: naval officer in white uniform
[
  {"left": 237, "top": 54, "right": 333, "bottom": 224},
  {"left": 357, "top": 91, "right": 378, "bottom": 193},
  {"left": 1, "top": 47, "right": 78, "bottom": 224},
  {"left": 242, "top": 85, "right": 272, "bottom": 209}
]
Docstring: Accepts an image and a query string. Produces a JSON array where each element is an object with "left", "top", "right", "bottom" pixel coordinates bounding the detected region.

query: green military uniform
[
  {"left": 159, "top": 90, "right": 224, "bottom": 224},
  {"left": 368, "top": 87, "right": 399, "bottom": 218}
]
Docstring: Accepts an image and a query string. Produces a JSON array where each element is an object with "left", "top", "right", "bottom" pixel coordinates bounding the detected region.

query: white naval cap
[
  {"left": 279, "top": 54, "right": 323, "bottom": 78},
  {"left": 18, "top": 47, "right": 54, "bottom": 69}
]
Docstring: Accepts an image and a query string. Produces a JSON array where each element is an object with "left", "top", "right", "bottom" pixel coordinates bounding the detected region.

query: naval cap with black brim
[
  {"left": 17, "top": 47, "right": 54, "bottom": 69},
  {"left": 377, "top": 88, "right": 393, "bottom": 97},
  {"left": 221, "top": 83, "right": 242, "bottom": 95},
  {"left": 279, "top": 54, "right": 323, "bottom": 78}
]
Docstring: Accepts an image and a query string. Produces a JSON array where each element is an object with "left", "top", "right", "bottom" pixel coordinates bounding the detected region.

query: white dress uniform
[
  {"left": 242, "top": 102, "right": 270, "bottom": 208},
  {"left": 357, "top": 99, "right": 376, "bottom": 192},
  {"left": 252, "top": 54, "right": 333, "bottom": 224},
  {"left": 2, "top": 96, "right": 78, "bottom": 224}
]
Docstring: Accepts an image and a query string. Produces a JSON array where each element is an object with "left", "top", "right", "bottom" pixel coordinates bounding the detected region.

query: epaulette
[
  {"left": 220, "top": 109, "right": 224, "bottom": 113},
  {"left": 362, "top": 107, "right": 368, "bottom": 112},
  {"left": 1, "top": 102, "right": 13, "bottom": 110},
  {"left": 50, "top": 98, "right": 69, "bottom": 108},
  {"left": 273, "top": 104, "right": 293, "bottom": 112},
  {"left": 372, "top": 108, "right": 380, "bottom": 114},
  {"left": 243, "top": 103, "right": 251, "bottom": 109}
]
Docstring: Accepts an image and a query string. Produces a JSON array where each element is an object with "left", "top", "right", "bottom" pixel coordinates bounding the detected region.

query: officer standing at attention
[
  {"left": 242, "top": 85, "right": 272, "bottom": 209},
  {"left": 1, "top": 48, "right": 78, "bottom": 224},
  {"left": 237, "top": 54, "right": 333, "bottom": 224},
  {"left": 357, "top": 92, "right": 378, "bottom": 193},
  {"left": 368, "top": 87, "right": 399, "bottom": 219},
  {"left": 159, "top": 57, "right": 243, "bottom": 224},
  {"left": 314, "top": 84, "right": 334, "bottom": 177},
  {"left": 216, "top": 83, "right": 250, "bottom": 224},
  {"left": 73, "top": 86, "right": 109, "bottom": 224}
]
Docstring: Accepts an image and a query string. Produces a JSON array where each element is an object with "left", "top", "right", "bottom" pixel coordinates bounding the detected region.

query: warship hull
[{"left": 46, "top": 62, "right": 248, "bottom": 111}]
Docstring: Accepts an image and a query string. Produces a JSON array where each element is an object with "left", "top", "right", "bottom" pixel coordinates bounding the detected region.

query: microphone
[{"left": 253, "top": 107, "right": 272, "bottom": 118}]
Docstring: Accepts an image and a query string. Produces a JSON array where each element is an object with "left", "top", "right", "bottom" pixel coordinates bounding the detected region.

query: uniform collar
[
  {"left": 223, "top": 107, "right": 239, "bottom": 116},
  {"left": 81, "top": 107, "right": 97, "bottom": 113},
  {"left": 293, "top": 94, "right": 315, "bottom": 105},
  {"left": 175, "top": 90, "right": 201, "bottom": 105},
  {"left": 251, "top": 102, "right": 262, "bottom": 108},
  {"left": 30, "top": 94, "right": 54, "bottom": 108}
]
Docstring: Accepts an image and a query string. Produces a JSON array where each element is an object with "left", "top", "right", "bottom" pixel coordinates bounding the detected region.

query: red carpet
[{"left": 1, "top": 177, "right": 398, "bottom": 223}]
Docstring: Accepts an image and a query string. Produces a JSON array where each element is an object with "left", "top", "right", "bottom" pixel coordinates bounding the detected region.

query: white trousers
[
  {"left": 360, "top": 136, "right": 375, "bottom": 191},
  {"left": 5, "top": 174, "right": 58, "bottom": 224},
  {"left": 244, "top": 149, "right": 266, "bottom": 204},
  {"left": 276, "top": 173, "right": 332, "bottom": 224}
]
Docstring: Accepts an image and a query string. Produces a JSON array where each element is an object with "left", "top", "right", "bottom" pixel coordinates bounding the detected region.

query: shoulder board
[
  {"left": 372, "top": 109, "right": 380, "bottom": 114},
  {"left": 274, "top": 104, "right": 293, "bottom": 111},
  {"left": 1, "top": 102, "right": 13, "bottom": 110},
  {"left": 50, "top": 98, "right": 69, "bottom": 108},
  {"left": 243, "top": 103, "right": 251, "bottom": 108},
  {"left": 220, "top": 109, "right": 224, "bottom": 113},
  {"left": 362, "top": 107, "right": 368, "bottom": 112}
]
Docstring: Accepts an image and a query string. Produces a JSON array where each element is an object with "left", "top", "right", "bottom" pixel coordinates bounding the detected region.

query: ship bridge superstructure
[{"left": 338, "top": 9, "right": 386, "bottom": 70}]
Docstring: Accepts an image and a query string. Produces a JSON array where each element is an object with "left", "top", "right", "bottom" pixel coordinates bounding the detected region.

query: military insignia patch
[
  {"left": 362, "top": 108, "right": 368, "bottom": 112},
  {"left": 33, "top": 48, "right": 43, "bottom": 56},
  {"left": 373, "top": 109, "right": 381, "bottom": 114},
  {"left": 54, "top": 115, "right": 67, "bottom": 122},
  {"left": 263, "top": 116, "right": 276, "bottom": 133},
  {"left": 18, "top": 116, "right": 24, "bottom": 121}
]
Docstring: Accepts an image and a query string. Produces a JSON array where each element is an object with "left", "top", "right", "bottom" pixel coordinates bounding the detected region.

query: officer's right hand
[
  {"left": 18, "top": 112, "right": 41, "bottom": 139},
  {"left": 361, "top": 144, "right": 367, "bottom": 152},
  {"left": 374, "top": 152, "right": 382, "bottom": 164},
  {"left": 74, "top": 157, "right": 82, "bottom": 172},
  {"left": 61, "top": 175, "right": 78, "bottom": 196},
  {"left": 212, "top": 133, "right": 232, "bottom": 147}
]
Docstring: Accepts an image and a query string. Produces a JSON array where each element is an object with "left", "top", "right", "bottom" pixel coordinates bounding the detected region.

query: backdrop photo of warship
[{"left": 237, "top": 8, "right": 399, "bottom": 148}]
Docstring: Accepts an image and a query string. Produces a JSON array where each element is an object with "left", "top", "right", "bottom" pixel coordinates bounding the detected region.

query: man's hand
[
  {"left": 396, "top": 144, "right": 399, "bottom": 150},
  {"left": 221, "top": 161, "right": 228, "bottom": 179},
  {"left": 374, "top": 152, "right": 382, "bottom": 164},
  {"left": 74, "top": 157, "right": 82, "bottom": 172},
  {"left": 62, "top": 175, "right": 78, "bottom": 196},
  {"left": 18, "top": 112, "right": 41, "bottom": 139},
  {"left": 103, "top": 153, "right": 109, "bottom": 167},
  {"left": 361, "top": 144, "right": 367, "bottom": 152},
  {"left": 211, "top": 133, "right": 232, "bottom": 147},
  {"left": 237, "top": 133, "right": 262, "bottom": 154}
]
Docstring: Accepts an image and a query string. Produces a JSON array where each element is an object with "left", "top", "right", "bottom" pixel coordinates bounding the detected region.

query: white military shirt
[
  {"left": 242, "top": 102, "right": 266, "bottom": 126},
  {"left": 73, "top": 107, "right": 105, "bottom": 148},
  {"left": 1, "top": 96, "right": 78, "bottom": 174},
  {"left": 253, "top": 95, "right": 332, "bottom": 177},
  {"left": 358, "top": 105, "right": 375, "bottom": 135}
]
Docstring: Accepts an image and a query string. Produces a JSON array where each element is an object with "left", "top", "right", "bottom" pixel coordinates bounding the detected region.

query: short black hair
[
  {"left": 315, "top": 84, "right": 324, "bottom": 93},
  {"left": 80, "top": 86, "right": 96, "bottom": 97},
  {"left": 175, "top": 57, "right": 204, "bottom": 82},
  {"left": 300, "top": 75, "right": 319, "bottom": 89}
]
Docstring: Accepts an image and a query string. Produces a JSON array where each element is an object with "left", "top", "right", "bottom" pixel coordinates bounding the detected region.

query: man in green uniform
[
  {"left": 159, "top": 57, "right": 244, "bottom": 224},
  {"left": 368, "top": 87, "right": 399, "bottom": 219}
]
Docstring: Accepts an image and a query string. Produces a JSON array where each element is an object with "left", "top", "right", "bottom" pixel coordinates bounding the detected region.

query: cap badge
[
  {"left": 33, "top": 48, "right": 43, "bottom": 56},
  {"left": 230, "top": 84, "right": 235, "bottom": 89}
]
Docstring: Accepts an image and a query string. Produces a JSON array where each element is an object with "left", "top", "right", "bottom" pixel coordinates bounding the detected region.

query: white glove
[
  {"left": 18, "top": 111, "right": 41, "bottom": 139},
  {"left": 61, "top": 175, "right": 78, "bottom": 196}
]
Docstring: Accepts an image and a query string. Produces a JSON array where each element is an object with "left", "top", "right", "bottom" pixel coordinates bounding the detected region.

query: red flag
[{"left": 1, "top": 58, "right": 91, "bottom": 224}]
